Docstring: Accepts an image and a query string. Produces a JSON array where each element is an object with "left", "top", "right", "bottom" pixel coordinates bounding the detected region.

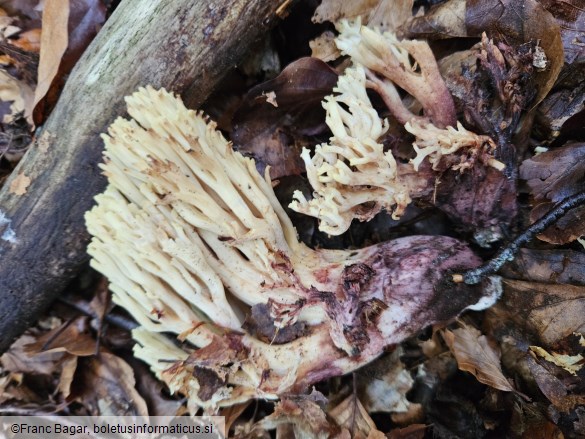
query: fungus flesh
[{"left": 86, "top": 87, "right": 500, "bottom": 411}]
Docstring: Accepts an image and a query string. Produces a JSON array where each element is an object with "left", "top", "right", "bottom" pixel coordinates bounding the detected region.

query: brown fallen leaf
[
  {"left": 500, "top": 248, "right": 585, "bottom": 285},
  {"left": 74, "top": 352, "right": 149, "bottom": 416},
  {"left": 494, "top": 279, "right": 585, "bottom": 347},
  {"left": 9, "top": 171, "right": 31, "bottom": 195},
  {"left": 312, "top": 0, "right": 379, "bottom": 24},
  {"left": 0, "top": 334, "right": 65, "bottom": 376},
  {"left": 256, "top": 398, "right": 337, "bottom": 439},
  {"left": 526, "top": 353, "right": 585, "bottom": 413},
  {"left": 443, "top": 323, "right": 517, "bottom": 393},
  {"left": 520, "top": 142, "right": 585, "bottom": 244},
  {"left": 25, "top": 317, "right": 97, "bottom": 356},
  {"left": 32, "top": 0, "right": 69, "bottom": 112},
  {"left": 309, "top": 31, "right": 340, "bottom": 62},
  {"left": 539, "top": 0, "right": 585, "bottom": 64},
  {"left": 329, "top": 395, "right": 386, "bottom": 439},
  {"left": 232, "top": 57, "right": 338, "bottom": 178},
  {"left": 404, "top": 0, "right": 563, "bottom": 106},
  {"left": 530, "top": 346, "right": 584, "bottom": 376}
]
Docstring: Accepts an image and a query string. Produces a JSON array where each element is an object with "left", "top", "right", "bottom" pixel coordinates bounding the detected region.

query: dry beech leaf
[
  {"left": 9, "top": 172, "right": 31, "bottom": 195},
  {"left": 500, "top": 248, "right": 585, "bottom": 285},
  {"left": 309, "top": 31, "right": 341, "bottom": 62},
  {"left": 529, "top": 346, "right": 584, "bottom": 376},
  {"left": 539, "top": 0, "right": 585, "bottom": 64},
  {"left": 400, "top": 0, "right": 466, "bottom": 39},
  {"left": 256, "top": 398, "right": 336, "bottom": 438},
  {"left": 526, "top": 354, "right": 585, "bottom": 413},
  {"left": 329, "top": 395, "right": 386, "bottom": 439},
  {"left": 75, "top": 352, "right": 148, "bottom": 416},
  {"left": 25, "top": 317, "right": 96, "bottom": 356},
  {"left": 0, "top": 334, "right": 65, "bottom": 376},
  {"left": 520, "top": 143, "right": 585, "bottom": 244},
  {"left": 466, "top": 0, "right": 563, "bottom": 105},
  {"left": 33, "top": 0, "right": 69, "bottom": 111},
  {"left": 57, "top": 354, "right": 78, "bottom": 399},
  {"left": 494, "top": 279, "right": 585, "bottom": 347},
  {"left": 232, "top": 57, "right": 338, "bottom": 178},
  {"left": 312, "top": 0, "right": 379, "bottom": 23},
  {"left": 443, "top": 324, "right": 516, "bottom": 393}
]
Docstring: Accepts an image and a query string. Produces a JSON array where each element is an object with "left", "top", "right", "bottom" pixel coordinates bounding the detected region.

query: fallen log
[{"left": 0, "top": 0, "right": 289, "bottom": 352}]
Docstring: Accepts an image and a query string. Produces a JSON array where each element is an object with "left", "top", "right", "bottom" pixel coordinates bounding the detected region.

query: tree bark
[{"left": 0, "top": 0, "right": 289, "bottom": 353}]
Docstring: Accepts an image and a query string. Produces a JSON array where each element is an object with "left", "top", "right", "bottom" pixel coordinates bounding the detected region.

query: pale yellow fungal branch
[
  {"left": 335, "top": 18, "right": 456, "bottom": 128},
  {"left": 86, "top": 87, "right": 498, "bottom": 413},
  {"left": 405, "top": 120, "right": 504, "bottom": 172},
  {"left": 289, "top": 66, "right": 412, "bottom": 235}
]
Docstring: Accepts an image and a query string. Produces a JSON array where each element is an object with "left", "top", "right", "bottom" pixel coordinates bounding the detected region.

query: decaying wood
[{"left": 0, "top": 0, "right": 290, "bottom": 353}]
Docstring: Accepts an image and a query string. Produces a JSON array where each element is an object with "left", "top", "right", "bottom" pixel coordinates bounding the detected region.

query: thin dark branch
[{"left": 461, "top": 190, "right": 585, "bottom": 285}]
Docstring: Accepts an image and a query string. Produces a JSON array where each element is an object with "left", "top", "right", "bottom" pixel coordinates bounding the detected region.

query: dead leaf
[
  {"left": 312, "top": 0, "right": 379, "bottom": 24},
  {"left": 495, "top": 279, "right": 585, "bottom": 347},
  {"left": 57, "top": 354, "right": 78, "bottom": 399},
  {"left": 526, "top": 353, "right": 585, "bottom": 412},
  {"left": 74, "top": 352, "right": 149, "bottom": 416},
  {"left": 466, "top": 0, "right": 563, "bottom": 105},
  {"left": 539, "top": 0, "right": 585, "bottom": 64},
  {"left": 387, "top": 424, "right": 427, "bottom": 439},
  {"left": 368, "top": 0, "right": 413, "bottom": 32},
  {"left": 0, "top": 334, "right": 65, "bottom": 375},
  {"left": 357, "top": 348, "right": 414, "bottom": 413},
  {"left": 232, "top": 57, "right": 338, "bottom": 178},
  {"left": 309, "top": 31, "right": 340, "bottom": 62},
  {"left": 33, "top": 0, "right": 69, "bottom": 111},
  {"left": 9, "top": 171, "right": 31, "bottom": 195},
  {"left": 530, "top": 346, "right": 584, "bottom": 376},
  {"left": 256, "top": 398, "right": 337, "bottom": 439},
  {"left": 443, "top": 323, "right": 516, "bottom": 393},
  {"left": 25, "top": 317, "right": 97, "bottom": 356},
  {"left": 400, "top": 0, "right": 467, "bottom": 39},
  {"left": 500, "top": 248, "right": 585, "bottom": 285},
  {"left": 329, "top": 395, "right": 386, "bottom": 439},
  {"left": 520, "top": 143, "right": 585, "bottom": 244}
]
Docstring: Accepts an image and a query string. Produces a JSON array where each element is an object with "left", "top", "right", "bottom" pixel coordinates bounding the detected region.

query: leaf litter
[{"left": 1, "top": 0, "right": 585, "bottom": 437}]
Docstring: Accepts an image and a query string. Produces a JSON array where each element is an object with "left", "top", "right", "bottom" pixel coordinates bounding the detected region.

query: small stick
[{"left": 453, "top": 190, "right": 585, "bottom": 285}]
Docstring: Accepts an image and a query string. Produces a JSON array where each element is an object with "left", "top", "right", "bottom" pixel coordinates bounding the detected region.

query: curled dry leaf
[
  {"left": 24, "top": 317, "right": 96, "bottom": 357},
  {"left": 32, "top": 0, "right": 69, "bottom": 112},
  {"left": 312, "top": 0, "right": 379, "bottom": 24},
  {"left": 328, "top": 395, "right": 386, "bottom": 439},
  {"left": 8, "top": 171, "right": 31, "bottom": 195},
  {"left": 520, "top": 142, "right": 585, "bottom": 244},
  {"left": 255, "top": 398, "right": 336, "bottom": 439},
  {"left": 529, "top": 346, "right": 584, "bottom": 376},
  {"left": 232, "top": 57, "right": 338, "bottom": 178},
  {"left": 443, "top": 323, "right": 516, "bottom": 393},
  {"left": 0, "top": 334, "right": 65, "bottom": 376}
]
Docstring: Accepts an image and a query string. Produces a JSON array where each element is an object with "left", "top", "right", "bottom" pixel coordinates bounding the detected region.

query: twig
[{"left": 455, "top": 190, "right": 585, "bottom": 285}]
